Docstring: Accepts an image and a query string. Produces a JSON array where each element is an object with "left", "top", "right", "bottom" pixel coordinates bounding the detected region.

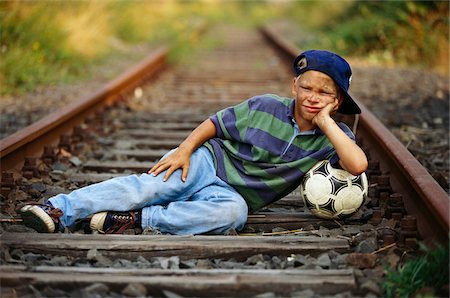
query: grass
[
  {"left": 0, "top": 1, "right": 289, "bottom": 95},
  {"left": 1, "top": 1, "right": 448, "bottom": 95},
  {"left": 291, "top": 1, "right": 449, "bottom": 75},
  {"left": 383, "top": 244, "right": 449, "bottom": 297}
]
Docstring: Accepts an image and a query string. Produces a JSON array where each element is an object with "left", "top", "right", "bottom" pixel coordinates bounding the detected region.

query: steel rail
[
  {"left": 0, "top": 47, "right": 168, "bottom": 172},
  {"left": 260, "top": 26, "right": 449, "bottom": 244}
]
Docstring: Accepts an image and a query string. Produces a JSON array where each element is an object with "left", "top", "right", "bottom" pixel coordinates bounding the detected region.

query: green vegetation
[
  {"left": 1, "top": 1, "right": 448, "bottom": 95},
  {"left": 383, "top": 244, "right": 449, "bottom": 297},
  {"left": 0, "top": 1, "right": 287, "bottom": 94},
  {"left": 290, "top": 1, "right": 449, "bottom": 74}
]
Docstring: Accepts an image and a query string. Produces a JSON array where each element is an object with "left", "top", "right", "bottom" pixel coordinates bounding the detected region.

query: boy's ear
[{"left": 291, "top": 77, "right": 297, "bottom": 96}]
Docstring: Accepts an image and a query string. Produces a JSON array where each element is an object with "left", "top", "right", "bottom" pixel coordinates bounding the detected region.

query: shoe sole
[
  {"left": 90, "top": 212, "right": 107, "bottom": 233},
  {"left": 20, "top": 205, "right": 55, "bottom": 233}
]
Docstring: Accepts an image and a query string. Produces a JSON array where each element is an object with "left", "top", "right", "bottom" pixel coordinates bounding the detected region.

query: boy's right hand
[{"left": 148, "top": 147, "right": 191, "bottom": 182}]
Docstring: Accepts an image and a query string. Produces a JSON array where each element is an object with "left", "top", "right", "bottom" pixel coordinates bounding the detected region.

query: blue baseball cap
[{"left": 293, "top": 50, "right": 361, "bottom": 114}]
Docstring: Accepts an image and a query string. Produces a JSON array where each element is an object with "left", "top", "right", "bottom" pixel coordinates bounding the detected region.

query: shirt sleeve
[{"left": 209, "top": 99, "right": 251, "bottom": 141}]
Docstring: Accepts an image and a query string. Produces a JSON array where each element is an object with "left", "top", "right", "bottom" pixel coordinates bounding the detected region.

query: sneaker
[
  {"left": 90, "top": 210, "right": 141, "bottom": 234},
  {"left": 20, "top": 203, "right": 64, "bottom": 233}
]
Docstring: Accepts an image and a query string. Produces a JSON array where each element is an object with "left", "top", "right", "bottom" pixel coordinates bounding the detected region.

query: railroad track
[{"left": 0, "top": 24, "right": 448, "bottom": 297}]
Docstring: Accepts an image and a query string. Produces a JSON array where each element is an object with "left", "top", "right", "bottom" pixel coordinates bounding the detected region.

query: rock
[
  {"left": 135, "top": 255, "right": 151, "bottom": 267},
  {"left": 86, "top": 248, "right": 113, "bottom": 267},
  {"left": 316, "top": 253, "right": 331, "bottom": 268},
  {"left": 195, "top": 259, "right": 213, "bottom": 269},
  {"left": 69, "top": 156, "right": 83, "bottom": 167},
  {"left": 333, "top": 254, "right": 348, "bottom": 269},
  {"left": 142, "top": 227, "right": 162, "bottom": 235},
  {"left": 360, "top": 280, "right": 382, "bottom": 295},
  {"left": 270, "top": 255, "right": 286, "bottom": 269},
  {"left": 49, "top": 170, "right": 68, "bottom": 181},
  {"left": 7, "top": 190, "right": 29, "bottom": 202},
  {"left": 316, "top": 226, "right": 331, "bottom": 237},
  {"left": 363, "top": 266, "right": 384, "bottom": 279},
  {"left": 9, "top": 249, "right": 24, "bottom": 261},
  {"left": 291, "top": 289, "right": 315, "bottom": 298},
  {"left": 22, "top": 252, "right": 48, "bottom": 266},
  {"left": 287, "top": 254, "right": 308, "bottom": 267},
  {"left": 342, "top": 226, "right": 361, "bottom": 236},
  {"left": 245, "top": 254, "right": 266, "bottom": 265},
  {"left": 49, "top": 255, "right": 69, "bottom": 266},
  {"left": 359, "top": 224, "right": 375, "bottom": 232},
  {"left": 156, "top": 256, "right": 180, "bottom": 269},
  {"left": 355, "top": 237, "right": 378, "bottom": 253},
  {"left": 26, "top": 188, "right": 42, "bottom": 198},
  {"left": 180, "top": 259, "right": 196, "bottom": 269},
  {"left": 82, "top": 283, "right": 109, "bottom": 296},
  {"left": 5, "top": 224, "right": 37, "bottom": 233},
  {"left": 122, "top": 283, "right": 147, "bottom": 297},
  {"left": 385, "top": 251, "right": 400, "bottom": 269},
  {"left": 113, "top": 258, "right": 133, "bottom": 268},
  {"left": 162, "top": 290, "right": 184, "bottom": 298},
  {"left": 43, "top": 185, "right": 68, "bottom": 197},
  {"left": 31, "top": 183, "right": 46, "bottom": 193},
  {"left": 42, "top": 286, "right": 69, "bottom": 297},
  {"left": 52, "top": 163, "right": 69, "bottom": 172},
  {"left": 346, "top": 253, "right": 378, "bottom": 269}
]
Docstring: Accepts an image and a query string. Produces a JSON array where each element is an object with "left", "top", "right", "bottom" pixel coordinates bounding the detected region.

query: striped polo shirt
[{"left": 204, "top": 94, "right": 355, "bottom": 211}]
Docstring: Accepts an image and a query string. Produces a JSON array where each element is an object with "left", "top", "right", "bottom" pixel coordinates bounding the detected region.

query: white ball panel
[
  {"left": 335, "top": 186, "right": 365, "bottom": 210},
  {"left": 304, "top": 174, "right": 333, "bottom": 205}
]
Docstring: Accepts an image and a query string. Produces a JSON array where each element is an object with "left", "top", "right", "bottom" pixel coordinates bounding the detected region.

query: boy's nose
[{"left": 306, "top": 92, "right": 321, "bottom": 102}]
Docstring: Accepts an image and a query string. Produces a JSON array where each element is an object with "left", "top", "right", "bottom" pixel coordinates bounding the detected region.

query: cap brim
[{"left": 338, "top": 91, "right": 361, "bottom": 114}]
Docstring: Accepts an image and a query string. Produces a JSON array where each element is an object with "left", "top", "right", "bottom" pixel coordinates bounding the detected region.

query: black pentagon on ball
[
  {"left": 304, "top": 196, "right": 315, "bottom": 209},
  {"left": 351, "top": 175, "right": 366, "bottom": 191},
  {"left": 318, "top": 197, "right": 336, "bottom": 213},
  {"left": 312, "top": 162, "right": 329, "bottom": 177},
  {"left": 329, "top": 176, "right": 348, "bottom": 195}
]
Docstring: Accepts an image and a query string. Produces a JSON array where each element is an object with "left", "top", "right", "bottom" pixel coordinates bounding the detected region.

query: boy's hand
[
  {"left": 312, "top": 98, "right": 339, "bottom": 128},
  {"left": 148, "top": 147, "right": 191, "bottom": 182}
]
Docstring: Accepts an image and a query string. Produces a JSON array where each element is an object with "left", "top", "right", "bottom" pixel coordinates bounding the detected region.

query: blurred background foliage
[
  {"left": 1, "top": 0, "right": 448, "bottom": 95},
  {"left": 294, "top": 1, "right": 449, "bottom": 74}
]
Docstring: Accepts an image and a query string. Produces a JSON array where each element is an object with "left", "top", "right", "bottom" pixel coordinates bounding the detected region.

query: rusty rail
[{"left": 260, "top": 25, "right": 449, "bottom": 244}]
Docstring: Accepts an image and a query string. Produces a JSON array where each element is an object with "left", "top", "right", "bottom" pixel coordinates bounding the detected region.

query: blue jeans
[{"left": 49, "top": 146, "right": 248, "bottom": 235}]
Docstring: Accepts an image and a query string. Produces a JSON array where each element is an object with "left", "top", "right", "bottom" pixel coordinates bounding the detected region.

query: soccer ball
[{"left": 300, "top": 160, "right": 368, "bottom": 219}]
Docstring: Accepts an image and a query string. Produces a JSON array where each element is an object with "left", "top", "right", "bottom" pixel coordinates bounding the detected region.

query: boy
[{"left": 20, "top": 50, "right": 368, "bottom": 234}]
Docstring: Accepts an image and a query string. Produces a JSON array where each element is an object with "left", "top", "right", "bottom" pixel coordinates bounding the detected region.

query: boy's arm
[
  {"left": 314, "top": 103, "right": 368, "bottom": 175},
  {"left": 148, "top": 119, "right": 216, "bottom": 182}
]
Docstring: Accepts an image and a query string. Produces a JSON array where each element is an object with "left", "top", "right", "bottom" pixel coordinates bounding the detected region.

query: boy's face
[{"left": 292, "top": 70, "right": 341, "bottom": 129}]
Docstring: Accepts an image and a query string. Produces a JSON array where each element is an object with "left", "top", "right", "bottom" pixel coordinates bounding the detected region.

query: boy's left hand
[
  {"left": 312, "top": 98, "right": 339, "bottom": 128},
  {"left": 148, "top": 147, "right": 191, "bottom": 182}
]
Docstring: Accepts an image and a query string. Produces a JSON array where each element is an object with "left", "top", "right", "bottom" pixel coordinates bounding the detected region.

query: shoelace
[
  {"left": 22, "top": 202, "right": 63, "bottom": 224},
  {"left": 42, "top": 205, "right": 64, "bottom": 224},
  {"left": 105, "top": 212, "right": 136, "bottom": 234}
]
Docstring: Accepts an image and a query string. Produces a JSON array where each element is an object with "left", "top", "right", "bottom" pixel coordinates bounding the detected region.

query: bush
[
  {"left": 0, "top": 2, "right": 86, "bottom": 92},
  {"left": 318, "top": 1, "right": 449, "bottom": 73},
  {"left": 0, "top": 1, "right": 287, "bottom": 95}
]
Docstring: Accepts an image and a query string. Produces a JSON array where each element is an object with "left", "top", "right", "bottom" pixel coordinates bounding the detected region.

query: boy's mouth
[{"left": 304, "top": 105, "right": 321, "bottom": 113}]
